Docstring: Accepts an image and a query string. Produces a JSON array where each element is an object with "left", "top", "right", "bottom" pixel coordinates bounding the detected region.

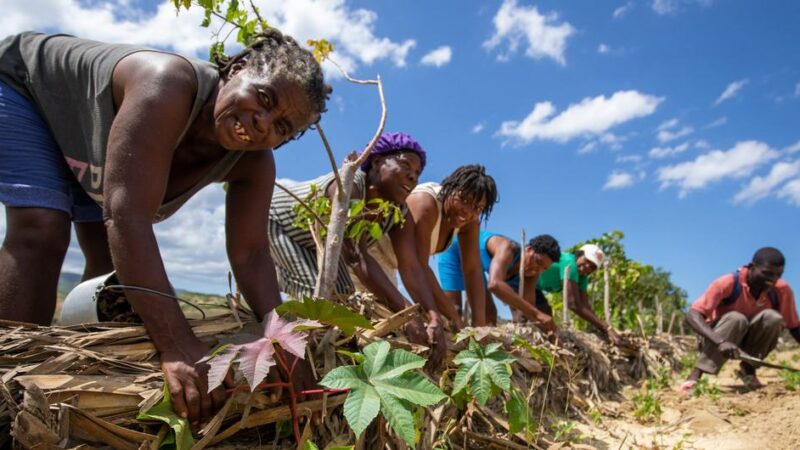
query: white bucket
[{"left": 59, "top": 272, "right": 116, "bottom": 326}]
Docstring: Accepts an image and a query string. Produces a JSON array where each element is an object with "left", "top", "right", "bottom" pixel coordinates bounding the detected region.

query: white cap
[{"left": 580, "top": 244, "right": 605, "bottom": 268}]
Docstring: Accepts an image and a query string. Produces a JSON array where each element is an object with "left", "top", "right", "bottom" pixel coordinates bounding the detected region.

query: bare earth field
[{"left": 574, "top": 347, "right": 800, "bottom": 450}]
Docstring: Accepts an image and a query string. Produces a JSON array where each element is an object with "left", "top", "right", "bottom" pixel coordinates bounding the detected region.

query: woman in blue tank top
[{"left": 438, "top": 231, "right": 561, "bottom": 337}]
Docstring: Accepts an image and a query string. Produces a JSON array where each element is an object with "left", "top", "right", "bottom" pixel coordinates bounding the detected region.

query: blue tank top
[{"left": 440, "top": 229, "right": 521, "bottom": 290}]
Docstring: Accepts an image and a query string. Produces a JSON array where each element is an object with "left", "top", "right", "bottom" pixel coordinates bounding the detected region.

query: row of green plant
[
  {"left": 548, "top": 230, "right": 689, "bottom": 335},
  {"left": 141, "top": 295, "right": 560, "bottom": 449}
]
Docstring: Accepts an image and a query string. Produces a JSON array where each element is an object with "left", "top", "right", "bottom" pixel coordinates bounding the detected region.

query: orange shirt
[{"left": 691, "top": 266, "right": 800, "bottom": 329}]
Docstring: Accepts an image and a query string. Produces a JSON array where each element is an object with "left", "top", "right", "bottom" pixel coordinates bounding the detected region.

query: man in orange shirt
[{"left": 682, "top": 247, "right": 800, "bottom": 393}]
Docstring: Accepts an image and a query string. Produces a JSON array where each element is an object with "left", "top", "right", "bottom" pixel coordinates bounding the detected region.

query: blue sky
[{"left": 2, "top": 0, "right": 799, "bottom": 316}]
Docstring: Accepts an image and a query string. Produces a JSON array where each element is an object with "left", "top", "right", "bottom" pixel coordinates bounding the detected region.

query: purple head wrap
[{"left": 359, "top": 132, "right": 427, "bottom": 172}]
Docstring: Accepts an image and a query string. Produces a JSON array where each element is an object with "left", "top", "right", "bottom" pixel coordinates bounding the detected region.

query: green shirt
[{"left": 537, "top": 252, "right": 590, "bottom": 293}]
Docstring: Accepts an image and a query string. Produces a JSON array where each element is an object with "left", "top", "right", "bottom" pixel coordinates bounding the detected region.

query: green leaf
[
  {"left": 372, "top": 347, "right": 425, "bottom": 380},
  {"left": 368, "top": 222, "right": 383, "bottom": 240},
  {"left": 363, "top": 340, "right": 390, "bottom": 378},
  {"left": 276, "top": 297, "right": 372, "bottom": 336},
  {"left": 471, "top": 364, "right": 494, "bottom": 405},
  {"left": 506, "top": 389, "right": 536, "bottom": 439},
  {"left": 379, "top": 393, "right": 416, "bottom": 446},
  {"left": 452, "top": 362, "right": 478, "bottom": 396},
  {"left": 349, "top": 199, "right": 365, "bottom": 218},
  {"left": 513, "top": 336, "right": 554, "bottom": 369},
  {"left": 376, "top": 373, "right": 444, "bottom": 406},
  {"left": 320, "top": 341, "right": 445, "bottom": 448},
  {"left": 336, "top": 349, "right": 365, "bottom": 364},
  {"left": 304, "top": 442, "right": 319, "bottom": 450},
  {"left": 137, "top": 385, "right": 194, "bottom": 450},
  {"left": 307, "top": 39, "right": 335, "bottom": 63},
  {"left": 200, "top": 8, "right": 212, "bottom": 27},
  {"left": 451, "top": 338, "right": 515, "bottom": 406},
  {"left": 342, "top": 382, "right": 381, "bottom": 439}
]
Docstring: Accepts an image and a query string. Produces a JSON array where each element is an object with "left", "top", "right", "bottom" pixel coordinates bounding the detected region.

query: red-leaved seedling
[{"left": 199, "top": 311, "right": 322, "bottom": 392}]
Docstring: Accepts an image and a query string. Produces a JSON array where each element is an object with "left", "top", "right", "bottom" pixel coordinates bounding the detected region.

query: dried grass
[{"left": 0, "top": 293, "right": 691, "bottom": 449}]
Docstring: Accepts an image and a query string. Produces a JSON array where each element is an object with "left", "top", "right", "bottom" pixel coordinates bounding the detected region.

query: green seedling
[
  {"left": 780, "top": 369, "right": 800, "bottom": 391},
  {"left": 632, "top": 387, "right": 662, "bottom": 423},
  {"left": 692, "top": 377, "right": 721, "bottom": 399}
]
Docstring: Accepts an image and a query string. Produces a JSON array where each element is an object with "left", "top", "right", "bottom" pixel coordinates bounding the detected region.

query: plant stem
[
  {"left": 317, "top": 124, "right": 344, "bottom": 193},
  {"left": 275, "top": 349, "right": 301, "bottom": 444},
  {"left": 298, "top": 388, "right": 350, "bottom": 396}
]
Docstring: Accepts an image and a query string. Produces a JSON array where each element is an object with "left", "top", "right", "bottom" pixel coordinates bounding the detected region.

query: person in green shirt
[{"left": 536, "top": 244, "right": 623, "bottom": 346}]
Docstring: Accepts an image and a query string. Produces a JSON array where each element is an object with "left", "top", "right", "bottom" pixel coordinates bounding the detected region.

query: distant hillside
[
  {"left": 58, "top": 272, "right": 83, "bottom": 295},
  {"left": 57, "top": 271, "right": 227, "bottom": 316}
]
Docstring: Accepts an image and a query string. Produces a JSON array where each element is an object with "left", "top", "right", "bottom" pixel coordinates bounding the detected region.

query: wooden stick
[
  {"left": 517, "top": 229, "right": 526, "bottom": 298},
  {"left": 209, "top": 394, "right": 347, "bottom": 444},
  {"left": 667, "top": 311, "right": 677, "bottom": 335},
  {"left": 562, "top": 265, "right": 571, "bottom": 327},
  {"left": 514, "top": 229, "right": 526, "bottom": 323},
  {"left": 603, "top": 259, "right": 611, "bottom": 325},
  {"left": 656, "top": 296, "right": 663, "bottom": 335}
]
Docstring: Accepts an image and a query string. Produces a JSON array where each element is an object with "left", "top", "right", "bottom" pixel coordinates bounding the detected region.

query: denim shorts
[{"left": 0, "top": 80, "right": 102, "bottom": 222}]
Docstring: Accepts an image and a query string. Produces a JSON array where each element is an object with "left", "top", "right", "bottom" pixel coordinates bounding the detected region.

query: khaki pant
[{"left": 697, "top": 309, "right": 784, "bottom": 374}]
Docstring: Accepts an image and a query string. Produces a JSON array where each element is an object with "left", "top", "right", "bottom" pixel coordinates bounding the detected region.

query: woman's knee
[{"left": 3, "top": 208, "right": 71, "bottom": 259}]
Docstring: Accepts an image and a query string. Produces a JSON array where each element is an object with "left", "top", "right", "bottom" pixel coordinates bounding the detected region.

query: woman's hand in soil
[{"left": 161, "top": 337, "right": 228, "bottom": 427}]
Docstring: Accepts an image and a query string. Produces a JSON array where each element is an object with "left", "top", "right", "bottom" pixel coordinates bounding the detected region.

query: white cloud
[
  {"left": 483, "top": 0, "right": 575, "bottom": 65},
  {"left": 714, "top": 79, "right": 748, "bottom": 106},
  {"left": 472, "top": 123, "right": 485, "bottom": 134},
  {"left": 598, "top": 43, "right": 611, "bottom": 54},
  {"left": 599, "top": 132, "right": 626, "bottom": 150},
  {"left": 657, "top": 118, "right": 680, "bottom": 131},
  {"left": 151, "top": 185, "right": 232, "bottom": 287},
  {"left": 657, "top": 140, "right": 779, "bottom": 197},
  {"left": 778, "top": 179, "right": 800, "bottom": 206},
  {"left": 694, "top": 139, "right": 711, "bottom": 149},
  {"left": 652, "top": 0, "right": 713, "bottom": 15},
  {"left": 733, "top": 160, "right": 800, "bottom": 205},
  {"left": 784, "top": 140, "right": 800, "bottom": 154},
  {"left": 616, "top": 154, "right": 643, "bottom": 164},
  {"left": 604, "top": 171, "right": 636, "bottom": 189},
  {"left": 577, "top": 141, "right": 598, "bottom": 154},
  {"left": 649, "top": 142, "right": 690, "bottom": 159},
  {"left": 0, "top": 0, "right": 416, "bottom": 77},
  {"left": 657, "top": 126, "right": 694, "bottom": 143},
  {"left": 705, "top": 116, "right": 728, "bottom": 128},
  {"left": 420, "top": 46, "right": 452, "bottom": 67},
  {"left": 498, "top": 90, "right": 663, "bottom": 145},
  {"left": 613, "top": 2, "right": 634, "bottom": 19}
]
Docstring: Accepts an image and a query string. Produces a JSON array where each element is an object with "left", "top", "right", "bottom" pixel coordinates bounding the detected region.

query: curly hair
[
  {"left": 216, "top": 28, "right": 332, "bottom": 140},
  {"left": 528, "top": 234, "right": 561, "bottom": 263},
  {"left": 437, "top": 164, "right": 498, "bottom": 223}
]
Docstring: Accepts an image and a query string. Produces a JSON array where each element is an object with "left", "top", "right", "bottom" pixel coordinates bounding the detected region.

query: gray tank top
[{"left": 0, "top": 32, "right": 242, "bottom": 222}]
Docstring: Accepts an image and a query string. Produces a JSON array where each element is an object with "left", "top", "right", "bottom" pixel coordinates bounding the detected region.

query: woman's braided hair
[
  {"left": 216, "top": 28, "right": 332, "bottom": 136},
  {"left": 437, "top": 164, "right": 498, "bottom": 223}
]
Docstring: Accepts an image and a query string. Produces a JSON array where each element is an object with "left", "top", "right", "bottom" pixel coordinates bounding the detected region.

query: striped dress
[{"left": 269, "top": 170, "right": 407, "bottom": 299}]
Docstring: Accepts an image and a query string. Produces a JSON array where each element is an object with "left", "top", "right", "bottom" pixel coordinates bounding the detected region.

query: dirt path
[{"left": 573, "top": 347, "right": 800, "bottom": 450}]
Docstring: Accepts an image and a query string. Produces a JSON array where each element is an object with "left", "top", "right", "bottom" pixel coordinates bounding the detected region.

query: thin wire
[{"left": 102, "top": 284, "right": 207, "bottom": 320}]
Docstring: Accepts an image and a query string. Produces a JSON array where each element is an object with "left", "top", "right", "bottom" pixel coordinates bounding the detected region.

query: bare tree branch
[
  {"left": 316, "top": 124, "right": 343, "bottom": 193},
  {"left": 314, "top": 68, "right": 387, "bottom": 298}
]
